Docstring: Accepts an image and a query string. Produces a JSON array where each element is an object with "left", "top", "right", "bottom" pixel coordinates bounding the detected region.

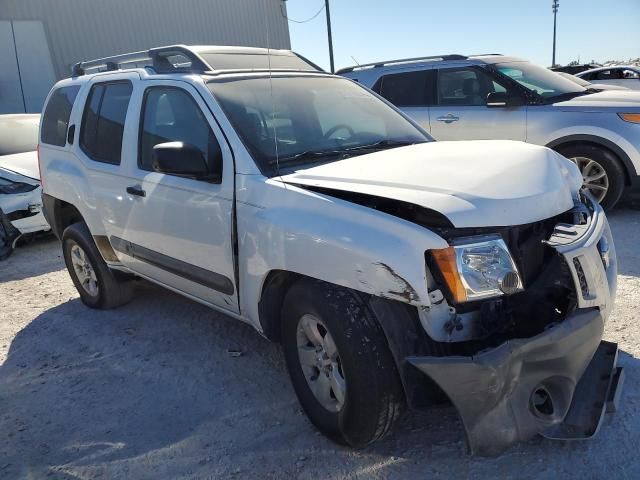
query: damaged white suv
[{"left": 39, "top": 46, "right": 622, "bottom": 456}]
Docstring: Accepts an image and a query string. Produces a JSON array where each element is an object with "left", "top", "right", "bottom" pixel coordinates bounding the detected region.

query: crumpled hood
[
  {"left": 555, "top": 90, "right": 640, "bottom": 110},
  {"left": 0, "top": 151, "right": 40, "bottom": 182},
  {"left": 279, "top": 140, "right": 582, "bottom": 228}
]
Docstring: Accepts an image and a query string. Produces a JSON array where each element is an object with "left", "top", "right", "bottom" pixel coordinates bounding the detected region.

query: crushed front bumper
[
  {"left": 409, "top": 310, "right": 622, "bottom": 456},
  {"left": 411, "top": 195, "right": 622, "bottom": 456}
]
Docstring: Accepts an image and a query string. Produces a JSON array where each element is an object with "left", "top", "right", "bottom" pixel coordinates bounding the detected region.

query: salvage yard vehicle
[
  {"left": 340, "top": 54, "right": 640, "bottom": 209},
  {"left": 39, "top": 45, "right": 622, "bottom": 456},
  {"left": 577, "top": 65, "right": 640, "bottom": 91},
  {"left": 0, "top": 114, "right": 50, "bottom": 259}
]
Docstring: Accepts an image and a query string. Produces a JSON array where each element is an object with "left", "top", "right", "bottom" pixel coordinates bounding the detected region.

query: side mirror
[
  {"left": 151, "top": 142, "right": 220, "bottom": 182},
  {"left": 486, "top": 92, "right": 524, "bottom": 108}
]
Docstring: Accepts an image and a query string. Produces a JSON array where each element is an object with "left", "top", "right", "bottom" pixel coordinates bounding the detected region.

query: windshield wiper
[{"left": 269, "top": 140, "right": 422, "bottom": 166}]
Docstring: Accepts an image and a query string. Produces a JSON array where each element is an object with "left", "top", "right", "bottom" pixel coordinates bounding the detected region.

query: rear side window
[
  {"left": 138, "top": 87, "right": 221, "bottom": 173},
  {"left": 373, "top": 70, "right": 431, "bottom": 107},
  {"left": 41, "top": 86, "right": 80, "bottom": 147},
  {"left": 80, "top": 81, "right": 133, "bottom": 165}
]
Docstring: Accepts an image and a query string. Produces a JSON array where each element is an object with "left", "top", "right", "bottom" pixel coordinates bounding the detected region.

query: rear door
[
  {"left": 114, "top": 80, "right": 238, "bottom": 312},
  {"left": 428, "top": 66, "right": 527, "bottom": 141},
  {"left": 372, "top": 69, "right": 433, "bottom": 130}
]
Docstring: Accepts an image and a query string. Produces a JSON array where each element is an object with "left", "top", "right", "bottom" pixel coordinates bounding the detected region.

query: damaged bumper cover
[
  {"left": 409, "top": 309, "right": 621, "bottom": 456},
  {"left": 410, "top": 195, "right": 621, "bottom": 456}
]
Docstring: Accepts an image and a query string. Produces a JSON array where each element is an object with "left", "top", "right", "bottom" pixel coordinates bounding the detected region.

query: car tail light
[{"left": 37, "top": 144, "right": 43, "bottom": 186}]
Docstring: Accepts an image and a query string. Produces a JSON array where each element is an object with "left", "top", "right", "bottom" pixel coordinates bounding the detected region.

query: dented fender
[{"left": 236, "top": 175, "right": 448, "bottom": 330}]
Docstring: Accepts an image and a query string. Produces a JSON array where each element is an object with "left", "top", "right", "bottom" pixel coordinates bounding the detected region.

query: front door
[
  {"left": 429, "top": 66, "right": 527, "bottom": 141},
  {"left": 116, "top": 81, "right": 238, "bottom": 312}
]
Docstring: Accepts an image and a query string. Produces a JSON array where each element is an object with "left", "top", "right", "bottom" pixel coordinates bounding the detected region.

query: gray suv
[{"left": 339, "top": 54, "right": 640, "bottom": 209}]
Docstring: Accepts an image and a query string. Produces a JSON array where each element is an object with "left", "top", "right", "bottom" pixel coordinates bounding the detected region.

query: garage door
[{"left": 0, "top": 21, "right": 56, "bottom": 114}]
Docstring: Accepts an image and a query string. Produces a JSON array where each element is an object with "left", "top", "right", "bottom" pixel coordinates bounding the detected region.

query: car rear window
[
  {"left": 80, "top": 81, "right": 133, "bottom": 165},
  {"left": 373, "top": 70, "right": 432, "bottom": 107},
  {"left": 40, "top": 86, "right": 80, "bottom": 147}
]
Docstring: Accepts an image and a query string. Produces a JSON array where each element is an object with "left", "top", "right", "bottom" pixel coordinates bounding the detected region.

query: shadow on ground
[
  {"left": 1, "top": 280, "right": 639, "bottom": 479},
  {"left": 0, "top": 234, "right": 63, "bottom": 283}
]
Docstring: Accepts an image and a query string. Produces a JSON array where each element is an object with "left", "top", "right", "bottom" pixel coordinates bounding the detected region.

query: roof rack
[
  {"left": 336, "top": 54, "right": 468, "bottom": 74},
  {"left": 72, "top": 45, "right": 325, "bottom": 77},
  {"left": 72, "top": 45, "right": 213, "bottom": 76}
]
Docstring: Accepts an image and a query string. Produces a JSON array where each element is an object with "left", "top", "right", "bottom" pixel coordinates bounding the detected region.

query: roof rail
[
  {"left": 336, "top": 54, "right": 468, "bottom": 74},
  {"left": 71, "top": 45, "right": 211, "bottom": 76}
]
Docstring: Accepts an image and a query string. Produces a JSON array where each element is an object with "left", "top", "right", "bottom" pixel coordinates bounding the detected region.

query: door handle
[
  {"left": 126, "top": 185, "right": 146, "bottom": 197},
  {"left": 436, "top": 114, "right": 460, "bottom": 123}
]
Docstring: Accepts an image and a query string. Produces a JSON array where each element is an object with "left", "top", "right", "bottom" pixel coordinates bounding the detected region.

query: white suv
[{"left": 39, "top": 45, "right": 622, "bottom": 456}]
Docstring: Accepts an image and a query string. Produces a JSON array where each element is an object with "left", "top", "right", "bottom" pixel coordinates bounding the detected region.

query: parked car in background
[
  {"left": 557, "top": 71, "right": 629, "bottom": 91},
  {"left": 577, "top": 66, "right": 640, "bottom": 91},
  {"left": 340, "top": 54, "right": 640, "bottom": 209},
  {"left": 0, "top": 114, "right": 49, "bottom": 259},
  {"left": 551, "top": 63, "right": 601, "bottom": 75},
  {"left": 39, "top": 45, "right": 622, "bottom": 456}
]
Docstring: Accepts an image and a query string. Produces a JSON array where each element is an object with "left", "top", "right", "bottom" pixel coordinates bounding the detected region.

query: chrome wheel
[
  {"left": 70, "top": 243, "right": 99, "bottom": 297},
  {"left": 296, "top": 314, "right": 346, "bottom": 412},
  {"left": 570, "top": 156, "right": 609, "bottom": 202}
]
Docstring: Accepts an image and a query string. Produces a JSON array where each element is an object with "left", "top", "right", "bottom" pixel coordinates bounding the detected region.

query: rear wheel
[
  {"left": 281, "top": 279, "right": 404, "bottom": 447},
  {"left": 557, "top": 144, "right": 625, "bottom": 210},
  {"left": 62, "top": 222, "right": 133, "bottom": 309}
]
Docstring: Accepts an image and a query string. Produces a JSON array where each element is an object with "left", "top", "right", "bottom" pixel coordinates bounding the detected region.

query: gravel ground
[{"left": 1, "top": 209, "right": 639, "bottom": 480}]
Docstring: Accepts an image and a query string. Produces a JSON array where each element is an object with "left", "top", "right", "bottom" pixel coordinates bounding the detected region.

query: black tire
[
  {"left": 557, "top": 144, "right": 626, "bottom": 210},
  {"left": 281, "top": 278, "right": 404, "bottom": 447},
  {"left": 62, "top": 222, "right": 133, "bottom": 309}
]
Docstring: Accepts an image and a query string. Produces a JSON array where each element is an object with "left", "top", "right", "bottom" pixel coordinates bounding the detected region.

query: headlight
[{"left": 431, "top": 235, "right": 523, "bottom": 303}]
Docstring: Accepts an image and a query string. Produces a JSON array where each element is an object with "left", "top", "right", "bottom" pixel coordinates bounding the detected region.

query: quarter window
[
  {"left": 80, "top": 82, "right": 133, "bottom": 165},
  {"left": 437, "top": 68, "right": 506, "bottom": 106},
  {"left": 374, "top": 70, "right": 431, "bottom": 106},
  {"left": 41, "top": 86, "right": 80, "bottom": 147},
  {"left": 138, "top": 87, "right": 221, "bottom": 174}
]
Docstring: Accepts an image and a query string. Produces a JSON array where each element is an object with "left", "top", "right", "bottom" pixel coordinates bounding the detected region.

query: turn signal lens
[
  {"left": 431, "top": 247, "right": 467, "bottom": 303},
  {"left": 618, "top": 113, "right": 640, "bottom": 124}
]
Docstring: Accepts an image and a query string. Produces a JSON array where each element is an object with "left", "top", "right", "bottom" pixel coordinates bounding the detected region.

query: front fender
[{"left": 236, "top": 175, "right": 448, "bottom": 330}]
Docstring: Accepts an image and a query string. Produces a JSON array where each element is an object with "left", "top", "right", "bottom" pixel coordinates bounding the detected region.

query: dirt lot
[{"left": 1, "top": 209, "right": 639, "bottom": 480}]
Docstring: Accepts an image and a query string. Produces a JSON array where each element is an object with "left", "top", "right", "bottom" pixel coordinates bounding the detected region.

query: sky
[{"left": 282, "top": 0, "right": 640, "bottom": 71}]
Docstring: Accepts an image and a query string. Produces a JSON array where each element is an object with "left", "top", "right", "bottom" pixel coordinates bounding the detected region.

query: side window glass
[
  {"left": 41, "top": 86, "right": 81, "bottom": 147},
  {"left": 139, "top": 87, "right": 221, "bottom": 174},
  {"left": 595, "top": 70, "right": 611, "bottom": 80},
  {"left": 374, "top": 70, "right": 430, "bottom": 107},
  {"left": 437, "top": 68, "right": 506, "bottom": 106},
  {"left": 622, "top": 69, "right": 639, "bottom": 79},
  {"left": 80, "top": 82, "right": 132, "bottom": 165}
]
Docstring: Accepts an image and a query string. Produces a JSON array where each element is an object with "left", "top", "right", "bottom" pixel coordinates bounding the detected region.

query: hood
[
  {"left": 555, "top": 90, "right": 640, "bottom": 110},
  {"left": 0, "top": 151, "right": 40, "bottom": 181},
  {"left": 589, "top": 83, "right": 629, "bottom": 91},
  {"left": 279, "top": 140, "right": 582, "bottom": 228}
]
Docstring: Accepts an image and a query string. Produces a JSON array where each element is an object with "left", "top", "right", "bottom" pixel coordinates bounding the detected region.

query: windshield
[
  {"left": 208, "top": 76, "right": 429, "bottom": 174},
  {"left": 494, "top": 61, "right": 587, "bottom": 100}
]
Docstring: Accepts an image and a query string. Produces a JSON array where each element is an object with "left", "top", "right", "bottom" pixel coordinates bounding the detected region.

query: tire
[
  {"left": 557, "top": 144, "right": 626, "bottom": 210},
  {"left": 62, "top": 222, "right": 133, "bottom": 309},
  {"left": 281, "top": 278, "right": 404, "bottom": 447}
]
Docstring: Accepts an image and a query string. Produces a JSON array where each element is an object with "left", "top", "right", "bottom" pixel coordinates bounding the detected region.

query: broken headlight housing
[
  {"left": 0, "top": 177, "right": 38, "bottom": 194},
  {"left": 432, "top": 235, "right": 523, "bottom": 303}
]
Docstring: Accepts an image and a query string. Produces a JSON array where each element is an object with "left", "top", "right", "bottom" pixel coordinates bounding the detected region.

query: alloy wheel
[
  {"left": 570, "top": 156, "right": 609, "bottom": 202},
  {"left": 296, "top": 314, "right": 346, "bottom": 412},
  {"left": 70, "top": 243, "right": 99, "bottom": 297}
]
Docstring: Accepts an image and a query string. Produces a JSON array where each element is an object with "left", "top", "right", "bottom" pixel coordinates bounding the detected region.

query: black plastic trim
[{"left": 110, "top": 236, "right": 234, "bottom": 295}]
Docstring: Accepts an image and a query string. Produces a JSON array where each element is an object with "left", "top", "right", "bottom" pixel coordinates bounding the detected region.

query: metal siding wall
[
  {"left": 0, "top": 21, "right": 25, "bottom": 113},
  {"left": 0, "top": 0, "right": 291, "bottom": 79}
]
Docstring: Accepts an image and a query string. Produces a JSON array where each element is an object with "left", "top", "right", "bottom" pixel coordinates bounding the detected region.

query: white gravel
[{"left": 1, "top": 208, "right": 639, "bottom": 479}]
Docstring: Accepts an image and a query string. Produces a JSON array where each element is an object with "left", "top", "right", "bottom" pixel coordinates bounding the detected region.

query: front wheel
[
  {"left": 281, "top": 279, "right": 404, "bottom": 447},
  {"left": 558, "top": 144, "right": 626, "bottom": 210}
]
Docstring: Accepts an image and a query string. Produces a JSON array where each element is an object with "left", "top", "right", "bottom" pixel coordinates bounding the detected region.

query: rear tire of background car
[
  {"left": 557, "top": 144, "right": 626, "bottom": 210},
  {"left": 281, "top": 278, "right": 404, "bottom": 447},
  {"left": 62, "top": 222, "right": 133, "bottom": 309}
]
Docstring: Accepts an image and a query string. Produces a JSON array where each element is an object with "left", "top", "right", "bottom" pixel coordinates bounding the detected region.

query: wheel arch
[{"left": 547, "top": 134, "right": 635, "bottom": 186}]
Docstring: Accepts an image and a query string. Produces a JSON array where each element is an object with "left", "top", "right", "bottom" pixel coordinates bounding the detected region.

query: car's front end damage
[
  {"left": 0, "top": 153, "right": 49, "bottom": 259},
  {"left": 410, "top": 193, "right": 622, "bottom": 456}
]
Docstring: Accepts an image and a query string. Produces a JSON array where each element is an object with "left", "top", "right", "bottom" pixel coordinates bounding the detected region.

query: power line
[{"left": 281, "top": 2, "right": 325, "bottom": 24}]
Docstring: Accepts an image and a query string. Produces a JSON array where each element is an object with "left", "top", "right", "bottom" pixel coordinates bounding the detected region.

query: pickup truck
[{"left": 39, "top": 45, "right": 622, "bottom": 456}]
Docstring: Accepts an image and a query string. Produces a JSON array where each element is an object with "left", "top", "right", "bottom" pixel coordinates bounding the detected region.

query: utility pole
[
  {"left": 325, "top": 0, "right": 335, "bottom": 73},
  {"left": 552, "top": 0, "right": 559, "bottom": 67}
]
